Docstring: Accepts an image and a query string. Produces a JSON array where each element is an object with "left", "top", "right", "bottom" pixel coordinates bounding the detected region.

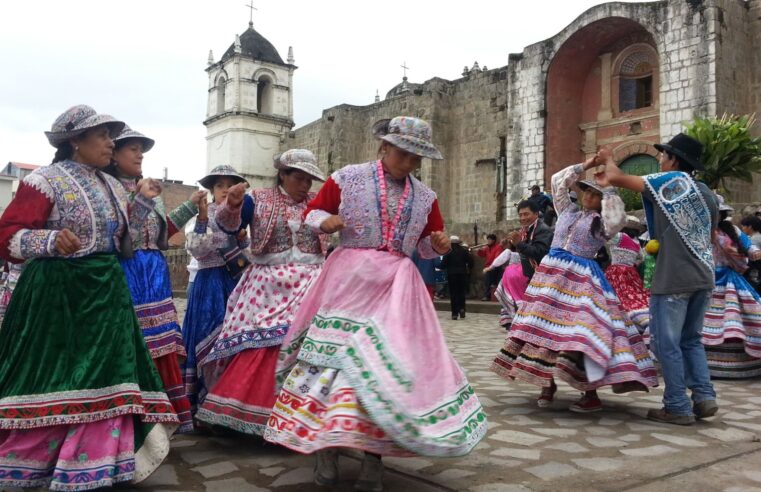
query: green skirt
[{"left": 0, "top": 254, "right": 178, "bottom": 429}]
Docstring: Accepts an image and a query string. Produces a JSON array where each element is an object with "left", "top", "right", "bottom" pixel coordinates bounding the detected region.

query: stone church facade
[{"left": 284, "top": 0, "right": 761, "bottom": 236}]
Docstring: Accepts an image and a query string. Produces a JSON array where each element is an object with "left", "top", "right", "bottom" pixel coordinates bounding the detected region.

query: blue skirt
[
  {"left": 181, "top": 266, "right": 238, "bottom": 409},
  {"left": 120, "top": 249, "right": 184, "bottom": 358}
]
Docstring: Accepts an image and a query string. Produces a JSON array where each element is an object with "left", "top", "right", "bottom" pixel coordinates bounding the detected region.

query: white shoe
[
  {"left": 355, "top": 453, "right": 383, "bottom": 492},
  {"left": 314, "top": 448, "right": 339, "bottom": 486}
]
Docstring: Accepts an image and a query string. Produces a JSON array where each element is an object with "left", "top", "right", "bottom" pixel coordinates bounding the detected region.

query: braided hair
[{"left": 717, "top": 211, "right": 748, "bottom": 255}]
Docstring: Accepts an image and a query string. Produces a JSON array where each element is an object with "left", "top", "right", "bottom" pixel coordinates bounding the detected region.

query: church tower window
[
  {"left": 217, "top": 76, "right": 227, "bottom": 114},
  {"left": 257, "top": 77, "right": 273, "bottom": 114}
]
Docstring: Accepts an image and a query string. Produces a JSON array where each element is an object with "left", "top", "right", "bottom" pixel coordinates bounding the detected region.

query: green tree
[{"left": 683, "top": 114, "right": 761, "bottom": 195}]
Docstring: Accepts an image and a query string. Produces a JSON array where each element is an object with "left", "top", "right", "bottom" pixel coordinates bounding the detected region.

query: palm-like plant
[{"left": 684, "top": 114, "right": 761, "bottom": 194}]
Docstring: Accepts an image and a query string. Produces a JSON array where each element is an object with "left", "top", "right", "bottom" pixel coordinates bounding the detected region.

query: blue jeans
[{"left": 650, "top": 289, "right": 716, "bottom": 416}]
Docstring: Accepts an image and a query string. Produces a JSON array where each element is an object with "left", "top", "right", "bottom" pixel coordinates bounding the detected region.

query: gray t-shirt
[{"left": 643, "top": 180, "right": 718, "bottom": 295}]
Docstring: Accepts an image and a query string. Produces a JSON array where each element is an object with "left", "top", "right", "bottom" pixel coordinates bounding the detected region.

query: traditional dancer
[
  {"left": 181, "top": 165, "right": 249, "bottom": 414},
  {"left": 702, "top": 197, "right": 761, "bottom": 378},
  {"left": 0, "top": 105, "right": 178, "bottom": 490},
  {"left": 0, "top": 262, "right": 24, "bottom": 325},
  {"left": 264, "top": 117, "right": 487, "bottom": 492},
  {"left": 605, "top": 221, "right": 650, "bottom": 334},
  {"left": 605, "top": 134, "right": 719, "bottom": 425},
  {"left": 108, "top": 125, "right": 199, "bottom": 432},
  {"left": 196, "top": 150, "right": 327, "bottom": 434},
  {"left": 491, "top": 155, "right": 657, "bottom": 413}
]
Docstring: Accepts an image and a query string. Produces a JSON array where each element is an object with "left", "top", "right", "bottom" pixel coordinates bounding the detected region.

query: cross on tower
[
  {"left": 401, "top": 61, "right": 410, "bottom": 79},
  {"left": 245, "top": 1, "right": 257, "bottom": 26}
]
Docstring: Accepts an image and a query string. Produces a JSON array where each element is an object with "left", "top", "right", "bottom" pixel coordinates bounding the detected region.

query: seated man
[{"left": 487, "top": 200, "right": 553, "bottom": 328}]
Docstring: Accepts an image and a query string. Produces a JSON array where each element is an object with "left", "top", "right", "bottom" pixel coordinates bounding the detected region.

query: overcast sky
[{"left": 0, "top": 0, "right": 646, "bottom": 185}]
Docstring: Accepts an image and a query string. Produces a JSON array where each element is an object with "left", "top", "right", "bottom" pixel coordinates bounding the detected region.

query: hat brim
[
  {"left": 274, "top": 161, "right": 325, "bottom": 181},
  {"left": 116, "top": 135, "right": 155, "bottom": 153},
  {"left": 198, "top": 174, "right": 247, "bottom": 190},
  {"left": 577, "top": 180, "right": 604, "bottom": 194},
  {"left": 654, "top": 143, "right": 704, "bottom": 171},
  {"left": 380, "top": 134, "right": 443, "bottom": 160},
  {"left": 45, "top": 115, "right": 125, "bottom": 148}
]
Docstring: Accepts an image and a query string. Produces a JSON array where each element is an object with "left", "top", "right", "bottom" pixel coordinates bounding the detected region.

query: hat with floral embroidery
[
  {"left": 198, "top": 164, "right": 247, "bottom": 190},
  {"left": 273, "top": 149, "right": 325, "bottom": 181},
  {"left": 372, "top": 116, "right": 443, "bottom": 160},
  {"left": 45, "top": 104, "right": 125, "bottom": 147},
  {"left": 114, "top": 125, "right": 155, "bottom": 152},
  {"left": 715, "top": 193, "right": 734, "bottom": 212}
]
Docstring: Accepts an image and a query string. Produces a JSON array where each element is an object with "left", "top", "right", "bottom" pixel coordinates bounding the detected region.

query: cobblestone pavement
[{"left": 126, "top": 301, "right": 761, "bottom": 492}]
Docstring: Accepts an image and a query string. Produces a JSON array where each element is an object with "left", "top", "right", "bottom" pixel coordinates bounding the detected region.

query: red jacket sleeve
[
  {"left": 0, "top": 182, "right": 55, "bottom": 262},
  {"left": 420, "top": 199, "right": 444, "bottom": 238},
  {"left": 303, "top": 177, "right": 342, "bottom": 220}
]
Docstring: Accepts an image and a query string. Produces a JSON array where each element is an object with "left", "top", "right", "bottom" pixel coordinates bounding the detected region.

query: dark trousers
[
  {"left": 482, "top": 268, "right": 503, "bottom": 300},
  {"left": 448, "top": 273, "right": 469, "bottom": 317}
]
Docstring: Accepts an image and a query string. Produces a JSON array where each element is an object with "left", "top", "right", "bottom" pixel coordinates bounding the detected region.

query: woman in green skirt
[{"left": 0, "top": 105, "right": 179, "bottom": 491}]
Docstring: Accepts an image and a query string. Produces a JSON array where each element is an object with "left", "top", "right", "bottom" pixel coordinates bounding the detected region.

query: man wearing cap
[
  {"left": 527, "top": 184, "right": 555, "bottom": 226},
  {"left": 602, "top": 133, "right": 720, "bottom": 425}
]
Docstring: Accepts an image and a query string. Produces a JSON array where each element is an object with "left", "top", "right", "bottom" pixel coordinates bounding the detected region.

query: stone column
[{"left": 598, "top": 52, "right": 613, "bottom": 120}]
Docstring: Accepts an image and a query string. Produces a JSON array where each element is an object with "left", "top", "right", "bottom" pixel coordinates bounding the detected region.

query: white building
[{"left": 204, "top": 21, "right": 296, "bottom": 189}]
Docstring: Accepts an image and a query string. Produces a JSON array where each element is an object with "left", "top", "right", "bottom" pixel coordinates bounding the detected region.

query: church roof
[{"left": 222, "top": 24, "right": 286, "bottom": 66}]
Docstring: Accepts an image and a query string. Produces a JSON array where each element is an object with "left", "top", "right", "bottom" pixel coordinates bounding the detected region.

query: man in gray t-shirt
[{"left": 603, "top": 133, "right": 719, "bottom": 426}]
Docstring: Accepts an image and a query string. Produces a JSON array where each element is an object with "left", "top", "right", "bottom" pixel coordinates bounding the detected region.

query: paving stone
[
  {"left": 585, "top": 437, "right": 628, "bottom": 448},
  {"left": 192, "top": 461, "right": 239, "bottom": 479},
  {"left": 722, "top": 411, "right": 754, "bottom": 420},
  {"left": 572, "top": 458, "right": 624, "bottom": 471},
  {"left": 383, "top": 456, "right": 435, "bottom": 471},
  {"left": 552, "top": 417, "right": 587, "bottom": 427},
  {"left": 597, "top": 417, "right": 623, "bottom": 426},
  {"left": 745, "top": 471, "right": 761, "bottom": 483},
  {"left": 490, "top": 448, "right": 541, "bottom": 460},
  {"left": 500, "top": 397, "right": 532, "bottom": 405},
  {"left": 619, "top": 434, "right": 642, "bottom": 442},
  {"left": 620, "top": 445, "right": 678, "bottom": 457},
  {"left": 651, "top": 433, "right": 707, "bottom": 448},
  {"left": 259, "top": 466, "right": 285, "bottom": 477},
  {"left": 698, "top": 427, "right": 758, "bottom": 442},
  {"left": 544, "top": 442, "right": 589, "bottom": 453},
  {"left": 491, "top": 430, "right": 549, "bottom": 446},
  {"left": 478, "top": 396, "right": 501, "bottom": 407},
  {"left": 269, "top": 466, "right": 314, "bottom": 487},
  {"left": 585, "top": 426, "right": 617, "bottom": 436},
  {"left": 433, "top": 468, "right": 477, "bottom": 480},
  {"left": 499, "top": 406, "right": 536, "bottom": 415},
  {"left": 140, "top": 464, "right": 179, "bottom": 487},
  {"left": 204, "top": 478, "right": 268, "bottom": 492},
  {"left": 524, "top": 461, "right": 580, "bottom": 480},
  {"left": 470, "top": 484, "right": 532, "bottom": 492},
  {"left": 726, "top": 420, "right": 761, "bottom": 433},
  {"left": 626, "top": 422, "right": 670, "bottom": 431},
  {"left": 234, "top": 456, "right": 287, "bottom": 468},
  {"left": 180, "top": 449, "right": 223, "bottom": 465},
  {"left": 534, "top": 427, "right": 578, "bottom": 437}
]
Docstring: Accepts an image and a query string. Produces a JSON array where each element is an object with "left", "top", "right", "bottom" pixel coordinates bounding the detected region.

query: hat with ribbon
[
  {"left": 198, "top": 165, "right": 247, "bottom": 190},
  {"left": 113, "top": 125, "right": 155, "bottom": 152},
  {"left": 654, "top": 133, "right": 704, "bottom": 171},
  {"left": 273, "top": 149, "right": 325, "bottom": 181},
  {"left": 45, "top": 104, "right": 125, "bottom": 148},
  {"left": 373, "top": 116, "right": 443, "bottom": 160}
]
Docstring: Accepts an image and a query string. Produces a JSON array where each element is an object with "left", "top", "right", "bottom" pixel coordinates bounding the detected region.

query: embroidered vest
[{"left": 249, "top": 188, "right": 323, "bottom": 256}]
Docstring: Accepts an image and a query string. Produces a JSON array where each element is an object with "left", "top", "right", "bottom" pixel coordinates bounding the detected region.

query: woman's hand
[
  {"left": 137, "top": 178, "right": 162, "bottom": 199},
  {"left": 320, "top": 215, "right": 345, "bottom": 234},
  {"left": 190, "top": 190, "right": 207, "bottom": 206},
  {"left": 431, "top": 231, "right": 451, "bottom": 254},
  {"left": 55, "top": 228, "right": 81, "bottom": 255},
  {"left": 226, "top": 183, "right": 248, "bottom": 208},
  {"left": 198, "top": 196, "right": 208, "bottom": 222}
]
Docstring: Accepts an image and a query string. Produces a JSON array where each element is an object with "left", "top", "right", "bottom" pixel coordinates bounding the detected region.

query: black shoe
[
  {"left": 452, "top": 315, "right": 458, "bottom": 320},
  {"left": 459, "top": 310, "right": 466, "bottom": 319}
]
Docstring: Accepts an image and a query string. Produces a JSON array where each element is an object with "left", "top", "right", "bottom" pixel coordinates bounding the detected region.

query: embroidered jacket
[
  {"left": 117, "top": 177, "right": 197, "bottom": 251},
  {"left": 216, "top": 187, "right": 326, "bottom": 265},
  {"left": 0, "top": 160, "right": 153, "bottom": 262},
  {"left": 551, "top": 163, "right": 626, "bottom": 259},
  {"left": 608, "top": 233, "right": 644, "bottom": 267},
  {"left": 185, "top": 202, "right": 250, "bottom": 270},
  {"left": 303, "top": 161, "right": 444, "bottom": 259}
]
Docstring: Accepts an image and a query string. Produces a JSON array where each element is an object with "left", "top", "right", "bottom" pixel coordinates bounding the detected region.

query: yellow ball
[{"left": 645, "top": 239, "right": 660, "bottom": 255}]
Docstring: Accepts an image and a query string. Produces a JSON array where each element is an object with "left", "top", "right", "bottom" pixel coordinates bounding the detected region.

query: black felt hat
[{"left": 654, "top": 133, "right": 704, "bottom": 171}]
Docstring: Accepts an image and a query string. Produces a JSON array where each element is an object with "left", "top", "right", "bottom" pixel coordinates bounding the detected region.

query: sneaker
[
  {"left": 459, "top": 309, "right": 466, "bottom": 319},
  {"left": 646, "top": 408, "right": 695, "bottom": 426},
  {"left": 314, "top": 448, "right": 339, "bottom": 486},
  {"left": 536, "top": 382, "right": 557, "bottom": 408},
  {"left": 693, "top": 400, "right": 719, "bottom": 419},
  {"left": 569, "top": 394, "right": 603, "bottom": 413},
  {"left": 355, "top": 453, "right": 383, "bottom": 492}
]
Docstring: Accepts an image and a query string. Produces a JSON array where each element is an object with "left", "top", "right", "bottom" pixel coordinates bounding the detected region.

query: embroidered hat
[
  {"left": 198, "top": 165, "right": 247, "bottom": 190},
  {"left": 45, "top": 104, "right": 125, "bottom": 147},
  {"left": 625, "top": 215, "right": 645, "bottom": 231},
  {"left": 715, "top": 194, "right": 734, "bottom": 212},
  {"left": 654, "top": 133, "right": 704, "bottom": 171},
  {"left": 114, "top": 125, "right": 155, "bottom": 152},
  {"left": 577, "top": 179, "right": 605, "bottom": 194},
  {"left": 273, "top": 149, "right": 325, "bottom": 181},
  {"left": 450, "top": 235, "right": 462, "bottom": 244},
  {"left": 373, "top": 116, "right": 444, "bottom": 160}
]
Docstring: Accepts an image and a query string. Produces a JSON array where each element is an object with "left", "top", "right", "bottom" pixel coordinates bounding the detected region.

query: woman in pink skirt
[{"left": 264, "top": 117, "right": 487, "bottom": 492}]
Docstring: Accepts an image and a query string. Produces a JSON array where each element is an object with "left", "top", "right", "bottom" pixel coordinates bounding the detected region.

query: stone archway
[{"left": 545, "top": 17, "right": 660, "bottom": 185}]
